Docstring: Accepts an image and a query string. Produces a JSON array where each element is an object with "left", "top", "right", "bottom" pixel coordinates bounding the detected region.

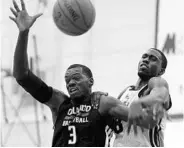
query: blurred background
[{"left": 0, "top": 0, "right": 183, "bottom": 147}]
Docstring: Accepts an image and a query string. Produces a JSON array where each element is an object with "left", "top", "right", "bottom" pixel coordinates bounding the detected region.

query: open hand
[
  {"left": 9, "top": 0, "right": 43, "bottom": 31},
  {"left": 152, "top": 103, "right": 166, "bottom": 120},
  {"left": 127, "top": 101, "right": 147, "bottom": 135}
]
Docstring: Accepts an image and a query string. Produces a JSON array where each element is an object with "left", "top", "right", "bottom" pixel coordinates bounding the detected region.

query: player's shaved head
[
  {"left": 149, "top": 48, "right": 167, "bottom": 70},
  {"left": 67, "top": 64, "right": 93, "bottom": 78}
]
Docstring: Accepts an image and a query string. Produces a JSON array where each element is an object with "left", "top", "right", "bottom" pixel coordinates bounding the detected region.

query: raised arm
[
  {"left": 11, "top": 0, "right": 42, "bottom": 79},
  {"left": 10, "top": 0, "right": 65, "bottom": 116}
]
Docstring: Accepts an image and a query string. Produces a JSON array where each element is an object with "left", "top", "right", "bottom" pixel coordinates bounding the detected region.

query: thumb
[{"left": 33, "top": 13, "right": 43, "bottom": 20}]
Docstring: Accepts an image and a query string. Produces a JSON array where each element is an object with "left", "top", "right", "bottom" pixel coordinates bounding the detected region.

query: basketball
[{"left": 52, "top": 0, "right": 96, "bottom": 36}]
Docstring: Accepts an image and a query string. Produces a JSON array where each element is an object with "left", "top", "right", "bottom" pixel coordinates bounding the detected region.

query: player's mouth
[
  {"left": 140, "top": 63, "right": 148, "bottom": 69},
  {"left": 69, "top": 87, "right": 79, "bottom": 95}
]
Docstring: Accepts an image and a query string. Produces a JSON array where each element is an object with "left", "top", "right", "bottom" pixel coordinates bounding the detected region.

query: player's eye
[
  {"left": 142, "top": 54, "right": 148, "bottom": 59},
  {"left": 65, "top": 78, "right": 70, "bottom": 84},
  {"left": 77, "top": 77, "right": 81, "bottom": 80},
  {"left": 73, "top": 76, "right": 81, "bottom": 81},
  {"left": 150, "top": 56, "right": 157, "bottom": 61}
]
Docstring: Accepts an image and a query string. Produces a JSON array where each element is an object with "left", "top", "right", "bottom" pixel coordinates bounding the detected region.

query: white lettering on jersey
[
  {"left": 67, "top": 105, "right": 91, "bottom": 115},
  {"left": 62, "top": 105, "right": 91, "bottom": 126}
]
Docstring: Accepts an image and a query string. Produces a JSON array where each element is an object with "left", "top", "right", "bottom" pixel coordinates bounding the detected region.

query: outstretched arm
[
  {"left": 99, "top": 95, "right": 158, "bottom": 131},
  {"left": 11, "top": 0, "right": 65, "bottom": 115},
  {"left": 138, "top": 77, "right": 170, "bottom": 107},
  {"left": 99, "top": 95, "right": 147, "bottom": 122},
  {"left": 128, "top": 77, "right": 171, "bottom": 129},
  {"left": 11, "top": 0, "right": 43, "bottom": 88}
]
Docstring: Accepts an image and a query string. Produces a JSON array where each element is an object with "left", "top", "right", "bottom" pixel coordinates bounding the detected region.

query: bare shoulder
[
  {"left": 99, "top": 95, "right": 117, "bottom": 115},
  {"left": 100, "top": 95, "right": 115, "bottom": 105},
  {"left": 45, "top": 89, "right": 69, "bottom": 124},
  {"left": 148, "top": 77, "right": 169, "bottom": 89}
]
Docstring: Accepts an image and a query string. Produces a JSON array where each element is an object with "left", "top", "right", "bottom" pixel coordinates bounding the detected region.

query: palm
[
  {"left": 9, "top": 0, "right": 42, "bottom": 31},
  {"left": 16, "top": 10, "right": 35, "bottom": 31}
]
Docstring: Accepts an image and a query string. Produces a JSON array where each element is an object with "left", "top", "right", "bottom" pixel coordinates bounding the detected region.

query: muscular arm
[
  {"left": 13, "top": 30, "right": 29, "bottom": 79},
  {"left": 102, "top": 78, "right": 170, "bottom": 129},
  {"left": 99, "top": 95, "right": 129, "bottom": 122},
  {"left": 133, "top": 77, "right": 170, "bottom": 128},
  {"left": 138, "top": 77, "right": 170, "bottom": 106},
  {"left": 13, "top": 30, "right": 65, "bottom": 114},
  {"left": 10, "top": 0, "right": 65, "bottom": 124},
  {"left": 99, "top": 94, "right": 163, "bottom": 129}
]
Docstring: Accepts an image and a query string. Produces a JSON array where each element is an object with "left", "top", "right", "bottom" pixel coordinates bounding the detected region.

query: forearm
[
  {"left": 12, "top": 30, "right": 53, "bottom": 103},
  {"left": 138, "top": 95, "right": 164, "bottom": 107},
  {"left": 13, "top": 30, "right": 30, "bottom": 79},
  {"left": 110, "top": 105, "right": 129, "bottom": 122},
  {"left": 136, "top": 106, "right": 164, "bottom": 129}
]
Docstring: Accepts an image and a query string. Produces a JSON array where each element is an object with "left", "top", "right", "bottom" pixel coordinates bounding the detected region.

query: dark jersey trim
[{"left": 149, "top": 123, "right": 162, "bottom": 147}]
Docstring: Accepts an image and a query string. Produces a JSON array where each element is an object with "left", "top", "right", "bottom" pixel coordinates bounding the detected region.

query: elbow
[
  {"left": 13, "top": 70, "right": 29, "bottom": 81},
  {"left": 13, "top": 70, "right": 29, "bottom": 84}
]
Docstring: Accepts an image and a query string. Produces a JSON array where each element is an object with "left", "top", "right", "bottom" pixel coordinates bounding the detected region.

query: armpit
[{"left": 46, "top": 88, "right": 68, "bottom": 111}]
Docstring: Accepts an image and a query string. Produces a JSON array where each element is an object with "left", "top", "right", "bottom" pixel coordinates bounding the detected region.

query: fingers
[
  {"left": 153, "top": 105, "right": 157, "bottom": 117},
  {"left": 143, "top": 108, "right": 148, "bottom": 115},
  {"left": 127, "top": 119, "right": 132, "bottom": 135},
  {"left": 13, "top": 0, "right": 20, "bottom": 12},
  {"left": 153, "top": 104, "right": 164, "bottom": 120},
  {"left": 9, "top": 16, "right": 17, "bottom": 23},
  {"left": 140, "top": 127, "right": 144, "bottom": 133},
  {"left": 20, "top": 0, "right": 26, "bottom": 10},
  {"left": 148, "top": 123, "right": 151, "bottom": 129},
  {"left": 133, "top": 122, "right": 138, "bottom": 136},
  {"left": 127, "top": 121, "right": 138, "bottom": 136},
  {"left": 33, "top": 13, "right": 43, "bottom": 20},
  {"left": 10, "top": 7, "right": 17, "bottom": 17},
  {"left": 127, "top": 124, "right": 131, "bottom": 135}
]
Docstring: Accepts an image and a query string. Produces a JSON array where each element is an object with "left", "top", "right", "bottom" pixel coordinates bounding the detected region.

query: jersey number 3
[{"left": 68, "top": 126, "right": 77, "bottom": 144}]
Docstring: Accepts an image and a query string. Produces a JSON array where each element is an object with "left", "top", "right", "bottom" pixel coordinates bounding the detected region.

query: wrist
[{"left": 19, "top": 29, "right": 29, "bottom": 34}]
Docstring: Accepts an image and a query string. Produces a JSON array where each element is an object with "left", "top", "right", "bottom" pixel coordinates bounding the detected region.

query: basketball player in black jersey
[
  {"left": 112, "top": 48, "right": 172, "bottom": 147},
  {"left": 10, "top": 0, "right": 159, "bottom": 146}
]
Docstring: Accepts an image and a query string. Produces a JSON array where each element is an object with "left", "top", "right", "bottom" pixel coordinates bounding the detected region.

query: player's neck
[
  {"left": 71, "top": 93, "right": 91, "bottom": 106},
  {"left": 135, "top": 78, "right": 149, "bottom": 90}
]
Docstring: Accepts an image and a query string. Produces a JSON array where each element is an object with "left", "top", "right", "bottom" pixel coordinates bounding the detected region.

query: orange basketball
[{"left": 53, "top": 0, "right": 96, "bottom": 36}]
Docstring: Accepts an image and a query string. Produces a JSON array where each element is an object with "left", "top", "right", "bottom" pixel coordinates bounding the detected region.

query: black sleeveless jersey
[{"left": 52, "top": 92, "right": 110, "bottom": 147}]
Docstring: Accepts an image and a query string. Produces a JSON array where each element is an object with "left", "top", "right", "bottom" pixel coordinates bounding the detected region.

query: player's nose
[
  {"left": 67, "top": 79, "right": 76, "bottom": 87},
  {"left": 142, "top": 57, "right": 149, "bottom": 64}
]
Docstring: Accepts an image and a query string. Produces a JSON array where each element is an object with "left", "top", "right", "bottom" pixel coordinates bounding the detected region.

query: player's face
[
  {"left": 138, "top": 49, "right": 163, "bottom": 80},
  {"left": 65, "top": 67, "right": 92, "bottom": 99}
]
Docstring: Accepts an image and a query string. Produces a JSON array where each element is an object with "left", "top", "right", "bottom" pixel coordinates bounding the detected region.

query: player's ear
[
  {"left": 159, "top": 68, "right": 165, "bottom": 76},
  {"left": 88, "top": 77, "right": 94, "bottom": 87}
]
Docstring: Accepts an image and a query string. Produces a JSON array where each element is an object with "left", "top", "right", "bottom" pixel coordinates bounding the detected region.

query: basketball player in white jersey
[{"left": 112, "top": 48, "right": 172, "bottom": 147}]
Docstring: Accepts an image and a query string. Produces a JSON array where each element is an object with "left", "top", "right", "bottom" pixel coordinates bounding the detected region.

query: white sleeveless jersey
[{"left": 113, "top": 86, "right": 167, "bottom": 147}]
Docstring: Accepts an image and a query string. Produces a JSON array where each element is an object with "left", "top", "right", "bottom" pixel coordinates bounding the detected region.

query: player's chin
[
  {"left": 138, "top": 71, "right": 151, "bottom": 80},
  {"left": 70, "top": 91, "right": 82, "bottom": 99},
  {"left": 138, "top": 67, "right": 149, "bottom": 73}
]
